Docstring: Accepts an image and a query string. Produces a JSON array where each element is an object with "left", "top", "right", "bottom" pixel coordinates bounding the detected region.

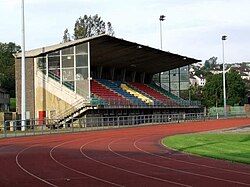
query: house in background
[
  {"left": 189, "top": 74, "right": 197, "bottom": 86},
  {"left": 190, "top": 74, "right": 206, "bottom": 87}
]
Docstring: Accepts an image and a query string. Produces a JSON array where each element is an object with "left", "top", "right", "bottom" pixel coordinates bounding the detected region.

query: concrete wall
[
  {"left": 16, "top": 57, "right": 88, "bottom": 120},
  {"left": 35, "top": 87, "right": 72, "bottom": 118},
  {"left": 35, "top": 70, "right": 87, "bottom": 119},
  {"left": 15, "top": 58, "right": 35, "bottom": 119}
]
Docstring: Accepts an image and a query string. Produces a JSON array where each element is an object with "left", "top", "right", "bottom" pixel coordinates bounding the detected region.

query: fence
[
  {"left": 208, "top": 106, "right": 247, "bottom": 117},
  {"left": 0, "top": 113, "right": 206, "bottom": 138},
  {"left": 1, "top": 112, "right": 249, "bottom": 138}
]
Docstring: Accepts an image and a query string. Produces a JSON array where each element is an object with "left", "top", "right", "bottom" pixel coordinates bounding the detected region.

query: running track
[{"left": 1, "top": 118, "right": 250, "bottom": 187}]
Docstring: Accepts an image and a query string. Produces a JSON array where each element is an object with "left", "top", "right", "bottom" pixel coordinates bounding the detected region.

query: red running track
[{"left": 1, "top": 118, "right": 250, "bottom": 187}]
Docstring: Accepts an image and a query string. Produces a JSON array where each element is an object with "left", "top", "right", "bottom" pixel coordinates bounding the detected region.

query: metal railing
[
  {"left": 1, "top": 113, "right": 206, "bottom": 138},
  {"left": 1, "top": 112, "right": 249, "bottom": 138},
  {"left": 90, "top": 97, "right": 201, "bottom": 109}
]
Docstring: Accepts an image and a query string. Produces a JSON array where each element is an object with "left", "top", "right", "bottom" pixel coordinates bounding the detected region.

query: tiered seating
[
  {"left": 149, "top": 84, "right": 186, "bottom": 104},
  {"left": 90, "top": 80, "right": 130, "bottom": 105},
  {"left": 120, "top": 84, "right": 153, "bottom": 104},
  {"left": 128, "top": 82, "right": 178, "bottom": 107},
  {"left": 97, "top": 79, "right": 147, "bottom": 105}
]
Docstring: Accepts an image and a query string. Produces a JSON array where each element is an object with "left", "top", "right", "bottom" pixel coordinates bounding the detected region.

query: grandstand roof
[{"left": 15, "top": 34, "right": 200, "bottom": 74}]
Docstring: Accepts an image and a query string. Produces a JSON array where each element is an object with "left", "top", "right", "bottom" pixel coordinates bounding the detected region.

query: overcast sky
[{"left": 1, "top": 0, "right": 250, "bottom": 63}]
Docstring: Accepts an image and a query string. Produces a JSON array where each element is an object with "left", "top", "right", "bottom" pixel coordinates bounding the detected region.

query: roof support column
[
  {"left": 97, "top": 66, "right": 103, "bottom": 79},
  {"left": 110, "top": 67, "right": 115, "bottom": 80},
  {"left": 140, "top": 72, "right": 145, "bottom": 83},
  {"left": 121, "top": 69, "right": 126, "bottom": 82},
  {"left": 131, "top": 71, "right": 136, "bottom": 82}
]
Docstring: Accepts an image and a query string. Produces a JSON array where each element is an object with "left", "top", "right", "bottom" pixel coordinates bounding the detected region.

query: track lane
[
  {"left": 49, "top": 136, "right": 124, "bottom": 187},
  {"left": 0, "top": 118, "right": 250, "bottom": 186},
  {"left": 108, "top": 137, "right": 250, "bottom": 187},
  {"left": 134, "top": 136, "right": 250, "bottom": 176},
  {"left": 80, "top": 138, "right": 191, "bottom": 187}
]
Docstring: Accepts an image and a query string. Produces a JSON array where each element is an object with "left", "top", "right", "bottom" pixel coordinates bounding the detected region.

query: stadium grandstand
[{"left": 15, "top": 34, "right": 202, "bottom": 124}]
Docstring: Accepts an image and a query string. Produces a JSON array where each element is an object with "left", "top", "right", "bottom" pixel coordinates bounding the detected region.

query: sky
[{"left": 1, "top": 0, "right": 250, "bottom": 63}]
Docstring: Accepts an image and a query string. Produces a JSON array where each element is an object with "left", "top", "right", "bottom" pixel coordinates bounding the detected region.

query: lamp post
[
  {"left": 159, "top": 15, "right": 165, "bottom": 87},
  {"left": 222, "top": 35, "right": 227, "bottom": 117},
  {"left": 21, "top": 0, "right": 26, "bottom": 131},
  {"left": 159, "top": 15, "right": 165, "bottom": 50}
]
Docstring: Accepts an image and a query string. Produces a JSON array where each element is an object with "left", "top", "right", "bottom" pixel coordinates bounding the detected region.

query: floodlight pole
[
  {"left": 159, "top": 15, "right": 165, "bottom": 87},
  {"left": 159, "top": 15, "right": 165, "bottom": 50},
  {"left": 21, "top": 0, "right": 26, "bottom": 131},
  {"left": 222, "top": 35, "right": 227, "bottom": 117}
]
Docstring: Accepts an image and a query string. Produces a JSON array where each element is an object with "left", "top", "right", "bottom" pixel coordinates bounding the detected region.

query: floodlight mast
[
  {"left": 222, "top": 35, "right": 227, "bottom": 117},
  {"left": 21, "top": 0, "right": 26, "bottom": 131},
  {"left": 159, "top": 15, "right": 165, "bottom": 87},
  {"left": 159, "top": 15, "right": 165, "bottom": 50}
]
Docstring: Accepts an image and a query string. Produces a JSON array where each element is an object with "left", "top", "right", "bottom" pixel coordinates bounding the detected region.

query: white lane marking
[
  {"left": 111, "top": 137, "right": 250, "bottom": 186},
  {"left": 80, "top": 138, "right": 192, "bottom": 187},
  {"left": 16, "top": 144, "right": 58, "bottom": 187},
  {"left": 49, "top": 137, "right": 123, "bottom": 187}
]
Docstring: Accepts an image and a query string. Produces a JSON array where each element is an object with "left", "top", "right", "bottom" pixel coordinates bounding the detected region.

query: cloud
[{"left": 1, "top": 0, "right": 250, "bottom": 63}]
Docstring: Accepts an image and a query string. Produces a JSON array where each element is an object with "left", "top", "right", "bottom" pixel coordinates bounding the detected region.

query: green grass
[
  {"left": 162, "top": 134, "right": 250, "bottom": 164},
  {"left": 10, "top": 98, "right": 16, "bottom": 112}
]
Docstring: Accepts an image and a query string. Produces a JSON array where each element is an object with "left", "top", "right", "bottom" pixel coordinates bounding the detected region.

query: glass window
[
  {"left": 62, "top": 55, "right": 74, "bottom": 68},
  {"left": 161, "top": 73, "right": 169, "bottom": 82},
  {"left": 161, "top": 83, "right": 170, "bottom": 91},
  {"left": 76, "top": 55, "right": 88, "bottom": 67},
  {"left": 48, "top": 56, "right": 60, "bottom": 70},
  {"left": 37, "top": 56, "right": 46, "bottom": 72},
  {"left": 170, "top": 68, "right": 178, "bottom": 74},
  {"left": 180, "top": 74, "right": 189, "bottom": 81},
  {"left": 48, "top": 50, "right": 60, "bottom": 56},
  {"left": 180, "top": 66, "right": 188, "bottom": 73},
  {"left": 76, "top": 68, "right": 88, "bottom": 80},
  {"left": 62, "top": 68, "right": 74, "bottom": 81},
  {"left": 170, "top": 73, "right": 179, "bottom": 82},
  {"left": 170, "top": 82, "right": 179, "bottom": 91},
  {"left": 180, "top": 82, "right": 189, "bottom": 90},
  {"left": 62, "top": 47, "right": 74, "bottom": 55},
  {"left": 76, "top": 43, "right": 88, "bottom": 54}
]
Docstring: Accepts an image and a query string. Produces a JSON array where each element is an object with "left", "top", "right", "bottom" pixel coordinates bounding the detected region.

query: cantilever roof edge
[
  {"left": 14, "top": 34, "right": 201, "bottom": 64},
  {"left": 15, "top": 34, "right": 107, "bottom": 58}
]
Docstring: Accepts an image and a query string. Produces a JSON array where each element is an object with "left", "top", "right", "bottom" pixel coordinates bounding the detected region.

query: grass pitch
[{"left": 162, "top": 134, "right": 250, "bottom": 164}]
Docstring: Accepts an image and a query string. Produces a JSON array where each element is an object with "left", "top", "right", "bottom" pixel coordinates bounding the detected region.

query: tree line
[
  {"left": 63, "top": 14, "right": 114, "bottom": 42},
  {"left": 0, "top": 42, "right": 20, "bottom": 97},
  {"left": 186, "top": 57, "right": 247, "bottom": 107}
]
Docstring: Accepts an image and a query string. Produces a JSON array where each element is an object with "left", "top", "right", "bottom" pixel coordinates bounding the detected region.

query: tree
[
  {"left": 203, "top": 56, "right": 218, "bottom": 70},
  {"left": 62, "top": 28, "right": 71, "bottom": 43},
  {"left": 63, "top": 14, "right": 115, "bottom": 41},
  {"left": 226, "top": 69, "right": 247, "bottom": 105},
  {"left": 106, "top": 21, "right": 115, "bottom": 36},
  {"left": 0, "top": 42, "right": 20, "bottom": 97},
  {"left": 202, "top": 70, "right": 247, "bottom": 107},
  {"left": 202, "top": 74, "right": 223, "bottom": 107}
]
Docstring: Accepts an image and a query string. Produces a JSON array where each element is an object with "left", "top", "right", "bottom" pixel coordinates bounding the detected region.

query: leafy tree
[
  {"left": 68, "top": 14, "right": 115, "bottom": 40},
  {"left": 202, "top": 73, "right": 223, "bottom": 107},
  {"left": 0, "top": 42, "right": 20, "bottom": 97},
  {"left": 194, "top": 69, "right": 212, "bottom": 77},
  {"left": 190, "top": 85, "right": 203, "bottom": 101},
  {"left": 202, "top": 70, "right": 246, "bottom": 107},
  {"left": 62, "top": 28, "right": 71, "bottom": 43},
  {"left": 226, "top": 69, "right": 247, "bottom": 105},
  {"left": 203, "top": 56, "right": 218, "bottom": 70},
  {"left": 106, "top": 21, "right": 115, "bottom": 36}
]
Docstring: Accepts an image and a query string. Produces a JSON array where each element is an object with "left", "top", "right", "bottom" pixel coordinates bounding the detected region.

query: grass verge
[{"left": 162, "top": 134, "right": 250, "bottom": 164}]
